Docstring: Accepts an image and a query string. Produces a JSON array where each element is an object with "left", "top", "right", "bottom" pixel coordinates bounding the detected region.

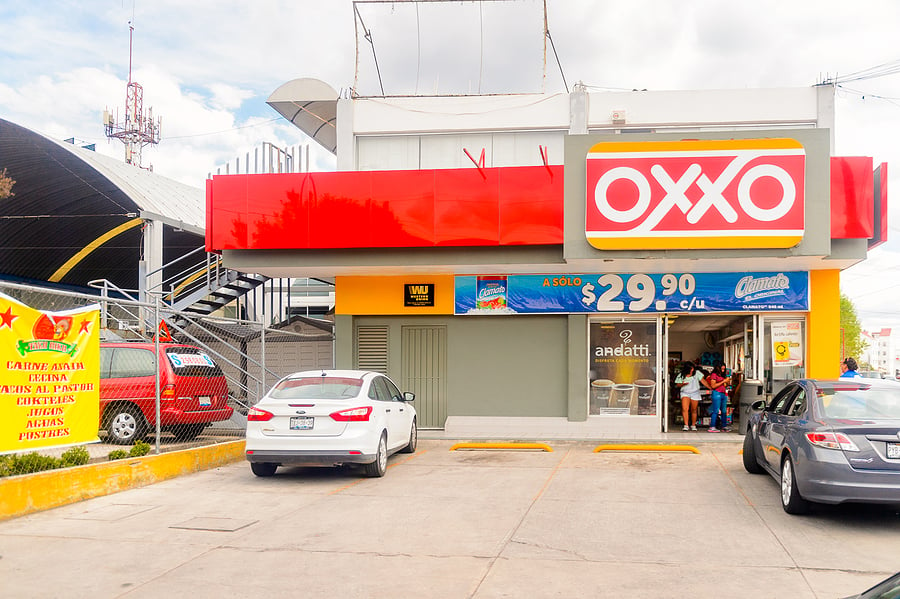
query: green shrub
[
  {"left": 60, "top": 446, "right": 91, "bottom": 467},
  {"left": 0, "top": 454, "right": 13, "bottom": 477},
  {"left": 108, "top": 449, "right": 128, "bottom": 461},
  {"left": 129, "top": 440, "right": 151, "bottom": 457},
  {"left": 9, "top": 452, "right": 61, "bottom": 475}
]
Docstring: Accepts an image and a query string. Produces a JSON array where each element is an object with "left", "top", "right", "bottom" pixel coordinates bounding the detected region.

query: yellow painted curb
[
  {"left": 593, "top": 444, "right": 700, "bottom": 454},
  {"left": 449, "top": 442, "right": 553, "bottom": 452},
  {"left": 0, "top": 440, "right": 246, "bottom": 522}
]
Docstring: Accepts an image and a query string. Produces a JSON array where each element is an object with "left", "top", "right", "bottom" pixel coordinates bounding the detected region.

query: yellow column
[{"left": 808, "top": 270, "right": 841, "bottom": 378}]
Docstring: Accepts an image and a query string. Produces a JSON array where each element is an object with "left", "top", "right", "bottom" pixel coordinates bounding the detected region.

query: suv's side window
[{"left": 107, "top": 348, "right": 156, "bottom": 378}]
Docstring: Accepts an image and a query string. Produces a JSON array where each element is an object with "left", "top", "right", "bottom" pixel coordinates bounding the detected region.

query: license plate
[
  {"left": 290, "top": 416, "right": 314, "bottom": 430},
  {"left": 887, "top": 442, "right": 900, "bottom": 459},
  {"left": 198, "top": 396, "right": 211, "bottom": 407}
]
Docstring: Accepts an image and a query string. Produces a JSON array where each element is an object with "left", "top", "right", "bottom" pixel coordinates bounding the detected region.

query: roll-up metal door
[{"left": 401, "top": 325, "right": 447, "bottom": 429}]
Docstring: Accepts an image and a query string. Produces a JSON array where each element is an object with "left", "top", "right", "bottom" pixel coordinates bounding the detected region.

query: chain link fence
[{"left": 0, "top": 280, "right": 333, "bottom": 467}]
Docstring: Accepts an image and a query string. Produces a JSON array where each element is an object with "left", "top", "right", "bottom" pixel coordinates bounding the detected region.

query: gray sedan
[{"left": 742, "top": 378, "right": 900, "bottom": 514}]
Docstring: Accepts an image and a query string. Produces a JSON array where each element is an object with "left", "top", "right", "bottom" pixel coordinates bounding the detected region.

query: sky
[{"left": 1, "top": 0, "right": 899, "bottom": 329}]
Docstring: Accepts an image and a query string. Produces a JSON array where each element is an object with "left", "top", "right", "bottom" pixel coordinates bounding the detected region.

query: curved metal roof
[
  {"left": 267, "top": 78, "right": 338, "bottom": 154},
  {"left": 0, "top": 118, "right": 205, "bottom": 291}
]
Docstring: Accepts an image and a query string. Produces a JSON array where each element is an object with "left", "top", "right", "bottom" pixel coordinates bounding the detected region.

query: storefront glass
[{"left": 588, "top": 320, "right": 659, "bottom": 415}]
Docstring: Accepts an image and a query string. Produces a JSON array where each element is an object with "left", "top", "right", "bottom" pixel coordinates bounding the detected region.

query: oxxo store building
[{"left": 208, "top": 83, "right": 887, "bottom": 437}]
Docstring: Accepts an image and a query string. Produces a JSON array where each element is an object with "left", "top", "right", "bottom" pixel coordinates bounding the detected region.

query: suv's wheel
[
  {"left": 173, "top": 424, "right": 206, "bottom": 441},
  {"left": 107, "top": 405, "right": 146, "bottom": 445},
  {"left": 781, "top": 455, "right": 810, "bottom": 515},
  {"left": 364, "top": 433, "right": 388, "bottom": 478},
  {"left": 399, "top": 419, "right": 417, "bottom": 454},
  {"left": 250, "top": 462, "right": 277, "bottom": 477}
]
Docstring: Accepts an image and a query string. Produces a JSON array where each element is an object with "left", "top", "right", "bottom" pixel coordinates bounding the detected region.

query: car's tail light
[
  {"left": 247, "top": 407, "right": 274, "bottom": 421},
  {"left": 806, "top": 431, "right": 859, "bottom": 451},
  {"left": 330, "top": 406, "right": 373, "bottom": 422},
  {"left": 161, "top": 383, "right": 176, "bottom": 401}
]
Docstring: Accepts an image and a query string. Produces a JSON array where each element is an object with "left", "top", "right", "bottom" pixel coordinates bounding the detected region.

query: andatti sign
[
  {"left": 454, "top": 272, "right": 809, "bottom": 315},
  {"left": 585, "top": 138, "right": 806, "bottom": 250}
]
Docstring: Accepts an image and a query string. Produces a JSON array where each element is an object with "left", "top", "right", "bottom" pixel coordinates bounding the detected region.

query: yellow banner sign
[{"left": 0, "top": 292, "right": 100, "bottom": 454}]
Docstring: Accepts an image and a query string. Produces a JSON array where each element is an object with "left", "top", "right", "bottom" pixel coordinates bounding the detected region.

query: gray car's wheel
[
  {"left": 250, "top": 462, "right": 277, "bottom": 477},
  {"left": 781, "top": 455, "right": 810, "bottom": 514},
  {"left": 399, "top": 419, "right": 417, "bottom": 454},
  {"left": 365, "top": 433, "right": 388, "bottom": 478},
  {"left": 742, "top": 429, "right": 765, "bottom": 474},
  {"left": 107, "top": 405, "right": 146, "bottom": 445}
]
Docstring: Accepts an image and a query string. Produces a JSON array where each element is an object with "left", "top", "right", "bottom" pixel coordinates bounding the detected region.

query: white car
[{"left": 245, "top": 370, "right": 417, "bottom": 478}]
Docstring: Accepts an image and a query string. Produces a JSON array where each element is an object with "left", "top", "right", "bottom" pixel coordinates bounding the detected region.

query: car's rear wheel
[
  {"left": 107, "top": 405, "right": 146, "bottom": 445},
  {"left": 742, "top": 429, "right": 764, "bottom": 474},
  {"left": 250, "top": 462, "right": 277, "bottom": 477},
  {"left": 781, "top": 455, "right": 810, "bottom": 514},
  {"left": 399, "top": 419, "right": 417, "bottom": 454},
  {"left": 172, "top": 424, "right": 206, "bottom": 441},
  {"left": 365, "top": 433, "right": 388, "bottom": 478}
]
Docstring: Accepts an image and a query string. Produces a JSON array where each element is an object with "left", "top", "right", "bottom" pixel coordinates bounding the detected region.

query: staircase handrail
[{"left": 144, "top": 248, "right": 225, "bottom": 305}]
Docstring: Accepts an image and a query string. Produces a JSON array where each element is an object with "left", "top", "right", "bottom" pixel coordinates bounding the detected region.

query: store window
[
  {"left": 764, "top": 317, "right": 806, "bottom": 396},
  {"left": 588, "top": 320, "right": 658, "bottom": 415}
]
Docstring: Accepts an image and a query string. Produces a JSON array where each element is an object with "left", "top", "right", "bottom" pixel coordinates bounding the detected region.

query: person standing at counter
[
  {"left": 705, "top": 361, "right": 731, "bottom": 433},
  {"left": 675, "top": 361, "right": 705, "bottom": 431}
]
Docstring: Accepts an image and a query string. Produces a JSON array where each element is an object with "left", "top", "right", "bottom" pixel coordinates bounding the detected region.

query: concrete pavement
[{"left": 1, "top": 439, "right": 898, "bottom": 598}]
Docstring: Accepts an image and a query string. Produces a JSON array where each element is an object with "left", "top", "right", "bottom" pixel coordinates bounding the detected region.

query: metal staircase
[{"left": 144, "top": 247, "right": 269, "bottom": 321}]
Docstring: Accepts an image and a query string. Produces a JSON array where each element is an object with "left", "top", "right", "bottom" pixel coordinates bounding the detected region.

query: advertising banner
[
  {"left": 589, "top": 322, "right": 658, "bottom": 416},
  {"left": 585, "top": 138, "right": 806, "bottom": 250},
  {"left": 455, "top": 272, "right": 809, "bottom": 315},
  {"left": 0, "top": 293, "right": 100, "bottom": 454},
  {"left": 771, "top": 321, "right": 803, "bottom": 367}
]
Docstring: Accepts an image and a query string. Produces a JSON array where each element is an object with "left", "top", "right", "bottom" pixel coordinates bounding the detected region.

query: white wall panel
[{"left": 357, "top": 136, "right": 420, "bottom": 171}]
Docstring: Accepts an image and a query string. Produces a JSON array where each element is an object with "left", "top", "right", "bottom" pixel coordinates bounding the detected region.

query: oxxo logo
[{"left": 585, "top": 139, "right": 806, "bottom": 250}]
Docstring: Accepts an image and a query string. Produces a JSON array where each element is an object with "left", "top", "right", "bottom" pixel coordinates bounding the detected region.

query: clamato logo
[{"left": 585, "top": 139, "right": 805, "bottom": 249}]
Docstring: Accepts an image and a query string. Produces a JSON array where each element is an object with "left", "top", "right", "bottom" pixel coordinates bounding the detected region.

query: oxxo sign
[{"left": 585, "top": 139, "right": 806, "bottom": 250}]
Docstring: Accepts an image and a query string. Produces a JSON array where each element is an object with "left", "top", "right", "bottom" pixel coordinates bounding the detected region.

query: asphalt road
[{"left": 1, "top": 439, "right": 898, "bottom": 598}]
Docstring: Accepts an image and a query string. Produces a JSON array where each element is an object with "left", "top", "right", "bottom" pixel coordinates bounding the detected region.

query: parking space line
[
  {"left": 448, "top": 442, "right": 554, "bottom": 452},
  {"left": 592, "top": 443, "right": 700, "bottom": 454}
]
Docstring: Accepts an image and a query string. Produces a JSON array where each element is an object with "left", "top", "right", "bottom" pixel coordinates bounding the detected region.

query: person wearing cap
[{"left": 840, "top": 357, "right": 862, "bottom": 378}]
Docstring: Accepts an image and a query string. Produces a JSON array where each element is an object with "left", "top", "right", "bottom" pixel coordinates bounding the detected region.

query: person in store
[
  {"left": 705, "top": 361, "right": 732, "bottom": 433},
  {"left": 675, "top": 361, "right": 706, "bottom": 431},
  {"left": 840, "top": 357, "right": 862, "bottom": 378}
]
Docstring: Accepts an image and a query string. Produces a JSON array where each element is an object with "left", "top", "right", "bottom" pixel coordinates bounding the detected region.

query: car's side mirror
[
  {"left": 751, "top": 399, "right": 767, "bottom": 411},
  {"left": 403, "top": 391, "right": 415, "bottom": 402}
]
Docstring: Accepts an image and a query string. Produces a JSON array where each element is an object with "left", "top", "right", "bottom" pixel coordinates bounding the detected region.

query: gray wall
[{"left": 344, "top": 315, "right": 571, "bottom": 419}]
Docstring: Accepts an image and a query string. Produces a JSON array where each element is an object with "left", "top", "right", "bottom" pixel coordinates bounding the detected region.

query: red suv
[{"left": 100, "top": 342, "right": 234, "bottom": 444}]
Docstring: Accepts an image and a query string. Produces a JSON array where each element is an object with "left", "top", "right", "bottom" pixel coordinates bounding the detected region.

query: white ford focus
[{"left": 245, "top": 370, "right": 417, "bottom": 478}]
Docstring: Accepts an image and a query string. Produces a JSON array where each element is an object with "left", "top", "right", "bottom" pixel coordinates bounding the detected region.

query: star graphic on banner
[
  {"left": 79, "top": 319, "right": 91, "bottom": 334},
  {"left": 0, "top": 306, "right": 17, "bottom": 329}
]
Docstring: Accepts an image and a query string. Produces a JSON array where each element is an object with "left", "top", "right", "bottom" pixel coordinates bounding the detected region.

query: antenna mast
[{"left": 103, "top": 21, "right": 161, "bottom": 170}]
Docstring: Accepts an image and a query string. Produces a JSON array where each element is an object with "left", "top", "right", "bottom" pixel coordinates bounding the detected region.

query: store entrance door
[{"left": 663, "top": 314, "right": 755, "bottom": 432}]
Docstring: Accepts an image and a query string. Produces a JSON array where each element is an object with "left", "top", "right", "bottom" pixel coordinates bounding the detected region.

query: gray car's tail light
[{"left": 806, "top": 431, "right": 860, "bottom": 451}]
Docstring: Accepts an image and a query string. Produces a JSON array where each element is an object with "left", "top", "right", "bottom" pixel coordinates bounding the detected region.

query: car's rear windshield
[
  {"left": 269, "top": 376, "right": 363, "bottom": 400},
  {"left": 165, "top": 347, "right": 223, "bottom": 377},
  {"left": 820, "top": 386, "right": 900, "bottom": 419}
]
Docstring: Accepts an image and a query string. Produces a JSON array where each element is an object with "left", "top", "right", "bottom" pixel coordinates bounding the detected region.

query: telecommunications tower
[{"left": 103, "top": 22, "right": 161, "bottom": 170}]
